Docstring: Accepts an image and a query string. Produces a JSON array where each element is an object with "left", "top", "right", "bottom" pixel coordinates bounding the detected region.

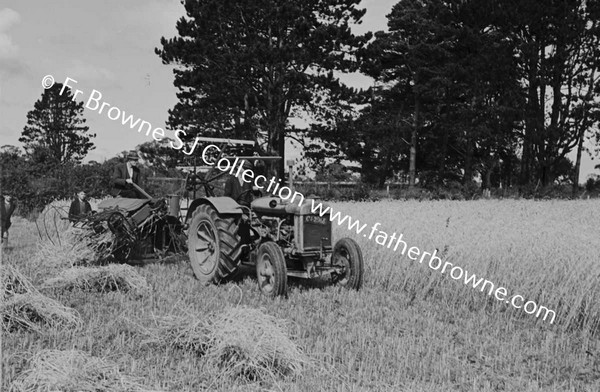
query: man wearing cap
[
  {"left": 224, "top": 159, "right": 254, "bottom": 207},
  {"left": 1, "top": 193, "right": 16, "bottom": 247},
  {"left": 111, "top": 151, "right": 146, "bottom": 198}
]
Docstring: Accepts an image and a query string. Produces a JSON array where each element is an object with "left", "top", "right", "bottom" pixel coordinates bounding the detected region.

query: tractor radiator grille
[{"left": 302, "top": 215, "right": 331, "bottom": 251}]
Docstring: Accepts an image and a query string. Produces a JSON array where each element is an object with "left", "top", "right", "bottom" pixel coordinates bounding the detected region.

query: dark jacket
[
  {"left": 111, "top": 163, "right": 145, "bottom": 198},
  {"left": 68, "top": 198, "right": 93, "bottom": 222},
  {"left": 1, "top": 197, "right": 16, "bottom": 233},
  {"left": 224, "top": 175, "right": 252, "bottom": 207}
]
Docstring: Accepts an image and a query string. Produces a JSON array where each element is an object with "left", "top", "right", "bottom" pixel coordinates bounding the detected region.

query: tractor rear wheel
[
  {"left": 331, "top": 238, "right": 364, "bottom": 290},
  {"left": 187, "top": 204, "right": 243, "bottom": 284},
  {"left": 256, "top": 242, "right": 287, "bottom": 297}
]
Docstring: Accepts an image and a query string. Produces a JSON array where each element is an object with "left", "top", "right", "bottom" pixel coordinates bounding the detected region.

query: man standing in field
[
  {"left": 1, "top": 194, "right": 17, "bottom": 247},
  {"left": 68, "top": 190, "right": 93, "bottom": 223}
]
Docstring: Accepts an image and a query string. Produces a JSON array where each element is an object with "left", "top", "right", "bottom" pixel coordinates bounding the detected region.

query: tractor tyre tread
[
  {"left": 256, "top": 241, "right": 287, "bottom": 297},
  {"left": 189, "top": 204, "right": 243, "bottom": 284},
  {"left": 333, "top": 237, "right": 364, "bottom": 290}
]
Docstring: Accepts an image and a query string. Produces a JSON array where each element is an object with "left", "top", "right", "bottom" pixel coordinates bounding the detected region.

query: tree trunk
[
  {"left": 539, "top": 163, "right": 554, "bottom": 187},
  {"left": 483, "top": 168, "right": 493, "bottom": 198},
  {"left": 521, "top": 43, "right": 540, "bottom": 187},
  {"left": 572, "top": 62, "right": 597, "bottom": 196},
  {"left": 520, "top": 128, "right": 531, "bottom": 186},
  {"left": 379, "top": 149, "right": 394, "bottom": 189},
  {"left": 572, "top": 128, "right": 584, "bottom": 196},
  {"left": 503, "top": 154, "right": 512, "bottom": 188},
  {"left": 277, "top": 127, "right": 285, "bottom": 181},
  {"left": 438, "top": 125, "right": 448, "bottom": 175},
  {"left": 464, "top": 134, "right": 473, "bottom": 184},
  {"left": 409, "top": 98, "right": 420, "bottom": 189}
]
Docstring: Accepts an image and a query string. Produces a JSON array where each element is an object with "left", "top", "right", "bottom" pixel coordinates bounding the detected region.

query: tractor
[{"left": 183, "top": 137, "right": 364, "bottom": 297}]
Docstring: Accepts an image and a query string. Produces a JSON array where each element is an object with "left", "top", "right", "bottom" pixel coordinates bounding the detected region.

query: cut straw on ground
[
  {"left": 42, "top": 264, "right": 151, "bottom": 295},
  {"left": 2, "top": 292, "right": 82, "bottom": 332},
  {"left": 2, "top": 263, "right": 36, "bottom": 297},
  {"left": 141, "top": 314, "right": 210, "bottom": 355},
  {"left": 2, "top": 264, "right": 82, "bottom": 332},
  {"left": 140, "top": 306, "right": 310, "bottom": 382},
  {"left": 204, "top": 306, "right": 309, "bottom": 380},
  {"left": 9, "top": 349, "right": 161, "bottom": 392},
  {"left": 31, "top": 228, "right": 99, "bottom": 273}
]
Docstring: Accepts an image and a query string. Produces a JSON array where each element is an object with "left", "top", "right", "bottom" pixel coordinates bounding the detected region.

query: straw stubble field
[{"left": 2, "top": 199, "right": 600, "bottom": 391}]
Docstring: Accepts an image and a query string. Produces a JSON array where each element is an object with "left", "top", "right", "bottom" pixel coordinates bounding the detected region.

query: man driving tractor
[
  {"left": 111, "top": 150, "right": 147, "bottom": 199},
  {"left": 224, "top": 159, "right": 254, "bottom": 207}
]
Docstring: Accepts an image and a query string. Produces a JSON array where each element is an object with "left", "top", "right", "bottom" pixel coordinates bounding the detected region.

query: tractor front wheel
[
  {"left": 188, "top": 204, "right": 243, "bottom": 284},
  {"left": 256, "top": 242, "right": 287, "bottom": 297},
  {"left": 331, "top": 238, "right": 364, "bottom": 290}
]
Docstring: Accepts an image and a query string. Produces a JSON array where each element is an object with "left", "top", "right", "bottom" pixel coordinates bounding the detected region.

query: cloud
[
  {"left": 0, "top": 8, "right": 27, "bottom": 78},
  {"left": 66, "top": 59, "right": 116, "bottom": 83},
  {"left": 0, "top": 8, "right": 19, "bottom": 31},
  {"left": 0, "top": 8, "right": 20, "bottom": 59},
  {"left": 0, "top": 57, "right": 28, "bottom": 78},
  {"left": 119, "top": 0, "right": 182, "bottom": 40}
]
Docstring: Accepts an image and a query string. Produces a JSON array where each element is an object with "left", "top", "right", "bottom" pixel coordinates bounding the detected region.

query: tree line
[
  {"left": 3, "top": 0, "right": 600, "bottom": 211},
  {"left": 157, "top": 0, "right": 600, "bottom": 193}
]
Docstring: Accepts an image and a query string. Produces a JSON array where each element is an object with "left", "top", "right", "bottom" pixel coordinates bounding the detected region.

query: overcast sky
[{"left": 0, "top": 0, "right": 597, "bottom": 181}]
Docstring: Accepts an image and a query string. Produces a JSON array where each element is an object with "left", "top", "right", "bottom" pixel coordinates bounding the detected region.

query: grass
[
  {"left": 41, "top": 265, "right": 151, "bottom": 295},
  {"left": 8, "top": 349, "right": 157, "bottom": 392},
  {"left": 2, "top": 200, "right": 600, "bottom": 391}
]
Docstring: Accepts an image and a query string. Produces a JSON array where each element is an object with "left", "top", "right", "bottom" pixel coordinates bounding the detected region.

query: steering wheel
[{"left": 236, "top": 189, "right": 253, "bottom": 204}]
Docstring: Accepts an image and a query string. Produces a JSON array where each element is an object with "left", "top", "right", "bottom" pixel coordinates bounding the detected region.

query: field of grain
[{"left": 3, "top": 199, "right": 600, "bottom": 391}]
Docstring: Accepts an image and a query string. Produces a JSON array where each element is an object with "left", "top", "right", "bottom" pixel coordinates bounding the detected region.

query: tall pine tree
[
  {"left": 20, "top": 83, "right": 95, "bottom": 165},
  {"left": 156, "top": 0, "right": 370, "bottom": 179}
]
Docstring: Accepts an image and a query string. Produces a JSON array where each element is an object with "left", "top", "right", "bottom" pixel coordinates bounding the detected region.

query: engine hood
[{"left": 250, "top": 196, "right": 330, "bottom": 216}]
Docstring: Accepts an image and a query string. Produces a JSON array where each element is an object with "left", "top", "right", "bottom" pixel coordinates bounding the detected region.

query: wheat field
[{"left": 2, "top": 199, "right": 600, "bottom": 391}]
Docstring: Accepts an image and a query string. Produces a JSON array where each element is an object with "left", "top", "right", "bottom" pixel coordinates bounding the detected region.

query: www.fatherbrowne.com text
[{"left": 199, "top": 144, "right": 556, "bottom": 324}]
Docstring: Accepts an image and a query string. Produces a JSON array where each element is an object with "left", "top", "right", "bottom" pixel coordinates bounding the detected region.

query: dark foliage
[
  {"left": 156, "top": 0, "right": 371, "bottom": 178},
  {"left": 304, "top": 0, "right": 600, "bottom": 191},
  {"left": 19, "top": 83, "right": 95, "bottom": 165}
]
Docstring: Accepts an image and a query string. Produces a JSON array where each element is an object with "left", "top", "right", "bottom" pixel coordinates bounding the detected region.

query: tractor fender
[{"left": 185, "top": 197, "right": 243, "bottom": 222}]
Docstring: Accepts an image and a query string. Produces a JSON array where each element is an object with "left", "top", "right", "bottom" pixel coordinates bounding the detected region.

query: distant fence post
[{"left": 287, "top": 159, "right": 295, "bottom": 192}]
